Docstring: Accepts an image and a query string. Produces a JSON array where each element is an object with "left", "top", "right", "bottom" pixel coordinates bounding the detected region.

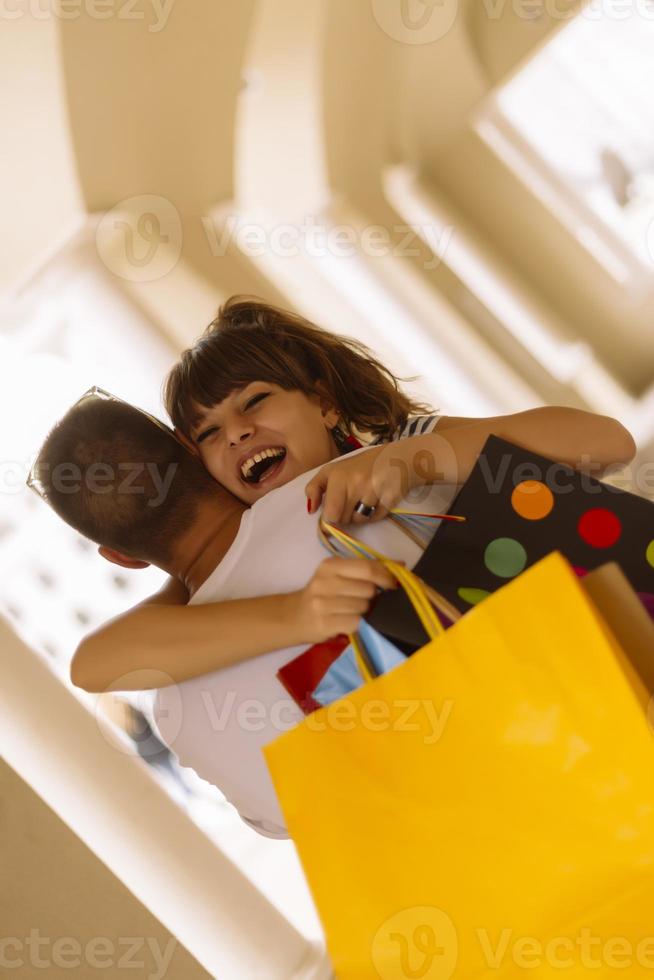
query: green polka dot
[
  {"left": 484, "top": 538, "right": 528, "bottom": 578},
  {"left": 457, "top": 587, "right": 491, "bottom": 606},
  {"left": 647, "top": 540, "right": 654, "bottom": 569}
]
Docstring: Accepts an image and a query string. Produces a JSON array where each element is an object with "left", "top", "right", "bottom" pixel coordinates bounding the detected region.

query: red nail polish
[{"left": 307, "top": 499, "right": 312, "bottom": 513}]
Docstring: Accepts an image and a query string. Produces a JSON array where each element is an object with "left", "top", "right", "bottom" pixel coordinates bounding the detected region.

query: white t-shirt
[{"left": 153, "top": 416, "right": 449, "bottom": 838}]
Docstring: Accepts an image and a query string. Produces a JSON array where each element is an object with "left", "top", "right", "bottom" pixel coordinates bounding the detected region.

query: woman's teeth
[{"left": 241, "top": 447, "right": 286, "bottom": 484}]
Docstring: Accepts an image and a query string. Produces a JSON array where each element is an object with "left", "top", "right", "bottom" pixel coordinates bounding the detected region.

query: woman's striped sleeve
[{"left": 389, "top": 413, "right": 441, "bottom": 442}]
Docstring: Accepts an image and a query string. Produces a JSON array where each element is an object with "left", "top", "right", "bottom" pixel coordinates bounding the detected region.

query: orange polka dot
[{"left": 511, "top": 481, "right": 554, "bottom": 521}]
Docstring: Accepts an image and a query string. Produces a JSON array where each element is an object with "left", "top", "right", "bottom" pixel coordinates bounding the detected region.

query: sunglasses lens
[{"left": 26, "top": 465, "right": 46, "bottom": 499}]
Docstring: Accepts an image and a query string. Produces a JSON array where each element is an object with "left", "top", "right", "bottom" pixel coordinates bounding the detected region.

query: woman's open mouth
[{"left": 239, "top": 447, "right": 287, "bottom": 487}]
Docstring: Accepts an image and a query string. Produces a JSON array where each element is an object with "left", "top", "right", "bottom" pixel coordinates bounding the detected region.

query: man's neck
[{"left": 170, "top": 493, "right": 247, "bottom": 597}]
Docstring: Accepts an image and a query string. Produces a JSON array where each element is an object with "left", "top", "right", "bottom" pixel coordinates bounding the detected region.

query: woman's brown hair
[{"left": 163, "top": 295, "right": 434, "bottom": 444}]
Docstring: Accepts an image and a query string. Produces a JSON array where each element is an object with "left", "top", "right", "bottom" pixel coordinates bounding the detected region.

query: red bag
[{"left": 276, "top": 635, "right": 349, "bottom": 714}]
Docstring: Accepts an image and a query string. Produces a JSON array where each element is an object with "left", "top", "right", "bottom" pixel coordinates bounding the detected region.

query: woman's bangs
[{"left": 168, "top": 333, "right": 308, "bottom": 435}]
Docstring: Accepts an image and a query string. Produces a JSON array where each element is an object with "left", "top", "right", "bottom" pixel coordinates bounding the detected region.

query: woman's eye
[
  {"left": 196, "top": 426, "right": 218, "bottom": 444},
  {"left": 245, "top": 392, "right": 269, "bottom": 409}
]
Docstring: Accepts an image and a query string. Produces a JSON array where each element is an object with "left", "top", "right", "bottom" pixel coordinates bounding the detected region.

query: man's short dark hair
[{"left": 32, "top": 397, "right": 217, "bottom": 565}]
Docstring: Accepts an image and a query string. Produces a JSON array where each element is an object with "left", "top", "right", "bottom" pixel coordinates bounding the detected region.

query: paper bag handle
[{"left": 319, "top": 519, "right": 461, "bottom": 680}]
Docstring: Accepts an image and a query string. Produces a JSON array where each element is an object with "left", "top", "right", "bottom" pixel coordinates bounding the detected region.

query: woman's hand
[
  {"left": 289, "top": 556, "right": 398, "bottom": 642},
  {"left": 305, "top": 444, "right": 410, "bottom": 524}
]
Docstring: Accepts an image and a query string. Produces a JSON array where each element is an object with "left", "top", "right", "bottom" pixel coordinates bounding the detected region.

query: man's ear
[
  {"left": 98, "top": 546, "right": 150, "bottom": 570},
  {"left": 173, "top": 426, "right": 200, "bottom": 457}
]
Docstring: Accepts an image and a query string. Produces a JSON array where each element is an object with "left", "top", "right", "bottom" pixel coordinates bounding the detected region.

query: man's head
[{"left": 30, "top": 392, "right": 219, "bottom": 567}]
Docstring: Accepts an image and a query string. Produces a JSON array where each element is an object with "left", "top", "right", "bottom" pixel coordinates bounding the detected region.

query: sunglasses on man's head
[{"left": 26, "top": 385, "right": 174, "bottom": 501}]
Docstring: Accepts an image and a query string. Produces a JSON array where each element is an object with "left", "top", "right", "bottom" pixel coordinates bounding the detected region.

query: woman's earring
[
  {"left": 331, "top": 424, "right": 348, "bottom": 454},
  {"left": 332, "top": 424, "right": 358, "bottom": 455}
]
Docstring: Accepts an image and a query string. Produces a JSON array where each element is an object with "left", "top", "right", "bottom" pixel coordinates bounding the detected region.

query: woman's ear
[
  {"left": 98, "top": 546, "right": 150, "bottom": 570},
  {"left": 313, "top": 381, "right": 340, "bottom": 429}
]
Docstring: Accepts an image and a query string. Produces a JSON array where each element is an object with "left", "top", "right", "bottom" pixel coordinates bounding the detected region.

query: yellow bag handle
[
  {"left": 349, "top": 632, "right": 377, "bottom": 684},
  {"left": 318, "top": 518, "right": 462, "bottom": 682},
  {"left": 318, "top": 521, "right": 440, "bottom": 636},
  {"left": 318, "top": 517, "right": 462, "bottom": 629}
]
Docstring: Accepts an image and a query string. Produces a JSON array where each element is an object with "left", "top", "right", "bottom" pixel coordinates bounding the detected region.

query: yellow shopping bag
[
  {"left": 581, "top": 561, "right": 654, "bottom": 713},
  {"left": 264, "top": 550, "right": 654, "bottom": 979}
]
